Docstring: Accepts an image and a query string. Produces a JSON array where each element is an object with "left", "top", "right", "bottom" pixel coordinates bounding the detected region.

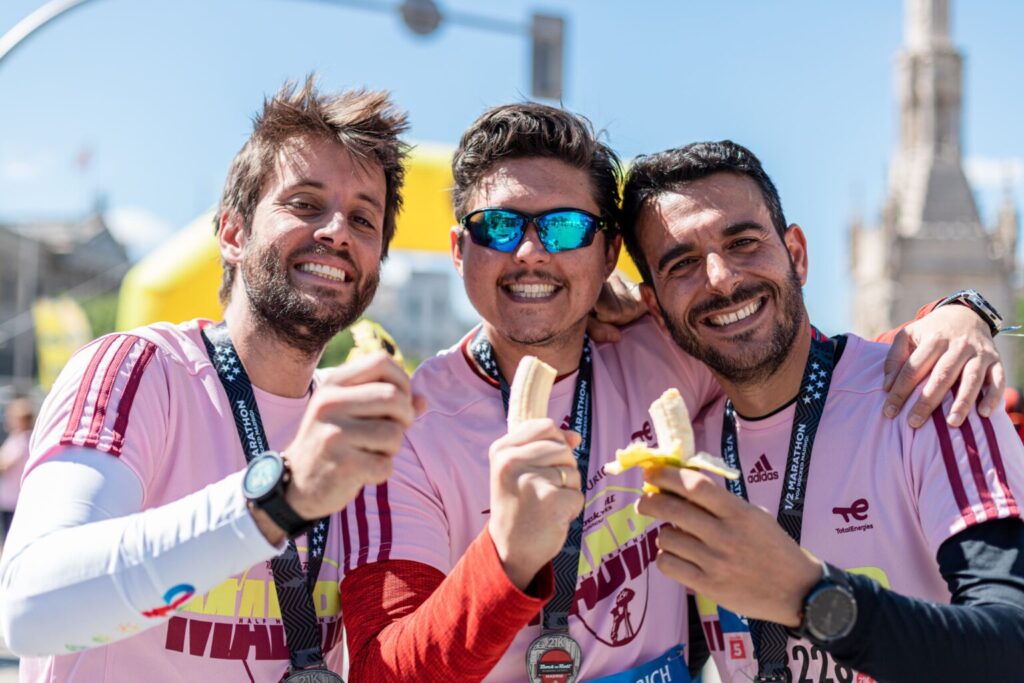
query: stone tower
[{"left": 850, "top": 0, "right": 1018, "bottom": 379}]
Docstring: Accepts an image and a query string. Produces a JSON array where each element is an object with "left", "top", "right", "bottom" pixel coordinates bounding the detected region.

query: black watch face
[
  {"left": 807, "top": 586, "right": 857, "bottom": 641},
  {"left": 244, "top": 454, "right": 284, "bottom": 499}
]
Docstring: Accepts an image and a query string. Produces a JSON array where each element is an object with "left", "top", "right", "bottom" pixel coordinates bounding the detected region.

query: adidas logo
[{"left": 747, "top": 454, "right": 779, "bottom": 484}]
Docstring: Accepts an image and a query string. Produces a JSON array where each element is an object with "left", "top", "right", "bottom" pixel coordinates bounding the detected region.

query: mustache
[
  {"left": 498, "top": 270, "right": 565, "bottom": 288},
  {"left": 688, "top": 282, "right": 772, "bottom": 324},
  {"left": 289, "top": 243, "right": 358, "bottom": 273}
]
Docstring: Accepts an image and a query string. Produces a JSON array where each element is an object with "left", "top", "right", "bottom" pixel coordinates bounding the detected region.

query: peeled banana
[
  {"left": 604, "top": 388, "right": 740, "bottom": 487},
  {"left": 507, "top": 355, "right": 557, "bottom": 431}
]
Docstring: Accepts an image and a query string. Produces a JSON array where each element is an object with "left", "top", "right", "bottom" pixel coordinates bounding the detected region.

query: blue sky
[{"left": 1, "top": 0, "right": 1022, "bottom": 334}]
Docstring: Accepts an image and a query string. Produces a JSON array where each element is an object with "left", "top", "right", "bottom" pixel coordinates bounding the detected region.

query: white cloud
[
  {"left": 0, "top": 158, "right": 46, "bottom": 182},
  {"left": 965, "top": 157, "right": 1024, "bottom": 190},
  {"left": 105, "top": 206, "right": 176, "bottom": 260}
]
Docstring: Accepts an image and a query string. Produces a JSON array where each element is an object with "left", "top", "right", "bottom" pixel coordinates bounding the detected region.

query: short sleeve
[
  {"left": 27, "top": 334, "right": 168, "bottom": 488},
  {"left": 908, "top": 393, "right": 1024, "bottom": 552},
  {"left": 338, "top": 435, "right": 452, "bottom": 577}
]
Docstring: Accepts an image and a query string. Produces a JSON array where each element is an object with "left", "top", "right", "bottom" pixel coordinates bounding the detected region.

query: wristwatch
[
  {"left": 938, "top": 289, "right": 1003, "bottom": 337},
  {"left": 790, "top": 562, "right": 858, "bottom": 644},
  {"left": 242, "top": 451, "right": 314, "bottom": 539}
]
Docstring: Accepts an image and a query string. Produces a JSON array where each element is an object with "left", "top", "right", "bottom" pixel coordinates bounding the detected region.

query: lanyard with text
[
  {"left": 201, "top": 323, "right": 338, "bottom": 680},
  {"left": 719, "top": 327, "right": 837, "bottom": 683},
  {"left": 468, "top": 329, "right": 592, "bottom": 683}
]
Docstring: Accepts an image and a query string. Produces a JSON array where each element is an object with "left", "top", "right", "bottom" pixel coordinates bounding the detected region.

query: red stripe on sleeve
[
  {"left": 355, "top": 487, "right": 371, "bottom": 568},
  {"left": 932, "top": 410, "right": 977, "bottom": 526},
  {"left": 981, "top": 416, "right": 1021, "bottom": 517},
  {"left": 958, "top": 418, "right": 1000, "bottom": 520},
  {"left": 376, "top": 482, "right": 393, "bottom": 562},
  {"left": 61, "top": 335, "right": 118, "bottom": 445},
  {"left": 109, "top": 341, "right": 157, "bottom": 455},
  {"left": 83, "top": 336, "right": 137, "bottom": 448},
  {"left": 341, "top": 507, "right": 353, "bottom": 573}
]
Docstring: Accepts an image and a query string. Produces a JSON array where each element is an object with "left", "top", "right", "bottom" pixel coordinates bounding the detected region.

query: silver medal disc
[
  {"left": 283, "top": 668, "right": 345, "bottom": 683},
  {"left": 526, "top": 633, "right": 582, "bottom": 683}
]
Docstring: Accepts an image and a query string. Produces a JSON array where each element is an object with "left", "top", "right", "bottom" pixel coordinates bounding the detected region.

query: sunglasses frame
[{"left": 459, "top": 207, "right": 611, "bottom": 254}]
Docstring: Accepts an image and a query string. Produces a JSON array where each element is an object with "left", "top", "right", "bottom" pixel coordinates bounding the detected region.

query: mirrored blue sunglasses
[{"left": 459, "top": 207, "right": 610, "bottom": 253}]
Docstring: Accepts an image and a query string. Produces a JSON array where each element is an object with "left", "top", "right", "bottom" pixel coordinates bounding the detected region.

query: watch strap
[
  {"left": 939, "top": 289, "right": 1003, "bottom": 337},
  {"left": 790, "top": 562, "right": 857, "bottom": 643}
]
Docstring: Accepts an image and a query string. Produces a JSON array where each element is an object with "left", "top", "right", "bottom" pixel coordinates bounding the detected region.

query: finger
[
  {"left": 316, "top": 382, "right": 418, "bottom": 427},
  {"left": 638, "top": 491, "right": 722, "bottom": 542},
  {"left": 944, "top": 357, "right": 986, "bottom": 427},
  {"left": 884, "top": 339, "right": 940, "bottom": 420},
  {"left": 504, "top": 418, "right": 569, "bottom": 446},
  {"left": 586, "top": 315, "right": 622, "bottom": 344},
  {"left": 906, "top": 342, "right": 969, "bottom": 428},
  {"left": 544, "top": 464, "right": 582, "bottom": 491},
  {"left": 643, "top": 466, "right": 737, "bottom": 519},
  {"left": 492, "top": 440, "right": 579, "bottom": 473},
  {"left": 656, "top": 525, "right": 713, "bottom": 565},
  {"left": 654, "top": 549, "right": 706, "bottom": 589},
  {"left": 325, "top": 352, "right": 412, "bottom": 395},
  {"left": 978, "top": 362, "right": 1006, "bottom": 418},
  {"left": 562, "top": 430, "right": 582, "bottom": 449},
  {"left": 331, "top": 418, "right": 407, "bottom": 456},
  {"left": 882, "top": 331, "right": 913, "bottom": 392}
]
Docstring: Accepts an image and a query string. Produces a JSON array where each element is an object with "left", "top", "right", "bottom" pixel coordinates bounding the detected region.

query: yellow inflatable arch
[{"left": 116, "top": 144, "right": 642, "bottom": 330}]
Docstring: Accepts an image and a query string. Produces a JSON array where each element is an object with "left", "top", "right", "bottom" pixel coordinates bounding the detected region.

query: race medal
[
  {"left": 526, "top": 633, "right": 582, "bottom": 683},
  {"left": 282, "top": 668, "right": 345, "bottom": 683}
]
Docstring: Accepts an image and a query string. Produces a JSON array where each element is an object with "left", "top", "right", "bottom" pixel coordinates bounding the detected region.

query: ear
[
  {"left": 639, "top": 284, "right": 669, "bottom": 333},
  {"left": 450, "top": 225, "right": 465, "bottom": 278},
  {"left": 219, "top": 212, "right": 247, "bottom": 266},
  {"left": 783, "top": 224, "right": 809, "bottom": 286},
  {"left": 603, "top": 234, "right": 623, "bottom": 278}
]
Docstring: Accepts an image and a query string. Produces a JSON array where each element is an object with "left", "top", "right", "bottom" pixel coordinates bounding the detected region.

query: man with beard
[
  {"left": 337, "top": 105, "right": 1004, "bottom": 683},
  {"left": 623, "top": 140, "right": 1024, "bottom": 682},
  {"left": 0, "top": 77, "right": 418, "bottom": 683}
]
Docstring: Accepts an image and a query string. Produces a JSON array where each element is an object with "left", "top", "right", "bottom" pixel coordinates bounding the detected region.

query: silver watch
[{"left": 938, "top": 289, "right": 1003, "bottom": 337}]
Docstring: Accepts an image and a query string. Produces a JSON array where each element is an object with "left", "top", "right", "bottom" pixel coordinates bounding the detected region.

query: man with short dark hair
[
  {"left": 0, "top": 76, "right": 418, "bottom": 682},
  {"left": 624, "top": 140, "right": 1024, "bottom": 682}
]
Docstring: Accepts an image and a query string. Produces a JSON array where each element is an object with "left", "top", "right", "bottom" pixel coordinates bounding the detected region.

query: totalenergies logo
[{"left": 142, "top": 583, "right": 196, "bottom": 619}]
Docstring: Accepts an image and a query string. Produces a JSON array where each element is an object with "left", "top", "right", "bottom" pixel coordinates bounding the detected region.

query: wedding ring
[{"left": 558, "top": 467, "right": 568, "bottom": 488}]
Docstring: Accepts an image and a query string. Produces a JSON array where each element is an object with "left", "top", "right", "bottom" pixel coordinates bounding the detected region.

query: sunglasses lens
[
  {"left": 537, "top": 211, "right": 598, "bottom": 252},
  {"left": 466, "top": 210, "right": 524, "bottom": 252}
]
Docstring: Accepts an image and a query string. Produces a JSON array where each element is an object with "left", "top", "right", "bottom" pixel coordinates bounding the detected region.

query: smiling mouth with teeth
[
  {"left": 706, "top": 297, "right": 764, "bottom": 327},
  {"left": 504, "top": 283, "right": 559, "bottom": 299},
  {"left": 296, "top": 262, "right": 348, "bottom": 283}
]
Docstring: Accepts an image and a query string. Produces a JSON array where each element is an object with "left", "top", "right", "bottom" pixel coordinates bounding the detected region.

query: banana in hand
[
  {"left": 604, "top": 388, "right": 740, "bottom": 488},
  {"left": 507, "top": 356, "right": 557, "bottom": 431}
]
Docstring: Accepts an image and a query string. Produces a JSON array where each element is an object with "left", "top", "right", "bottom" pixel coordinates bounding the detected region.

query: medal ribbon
[
  {"left": 719, "top": 327, "right": 838, "bottom": 683},
  {"left": 201, "top": 323, "right": 332, "bottom": 672},
  {"left": 468, "top": 329, "right": 592, "bottom": 633}
]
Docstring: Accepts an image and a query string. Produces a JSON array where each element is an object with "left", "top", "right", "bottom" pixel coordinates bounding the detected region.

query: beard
[
  {"left": 657, "top": 266, "right": 805, "bottom": 386},
  {"left": 241, "top": 241, "right": 378, "bottom": 357}
]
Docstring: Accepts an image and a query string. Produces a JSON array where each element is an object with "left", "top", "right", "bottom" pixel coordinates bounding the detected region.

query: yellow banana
[
  {"left": 605, "top": 388, "right": 740, "bottom": 490},
  {"left": 507, "top": 356, "right": 557, "bottom": 431}
]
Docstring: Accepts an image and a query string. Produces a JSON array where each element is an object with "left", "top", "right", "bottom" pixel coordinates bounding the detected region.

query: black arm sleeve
[
  {"left": 821, "top": 517, "right": 1024, "bottom": 682},
  {"left": 686, "top": 593, "right": 710, "bottom": 679}
]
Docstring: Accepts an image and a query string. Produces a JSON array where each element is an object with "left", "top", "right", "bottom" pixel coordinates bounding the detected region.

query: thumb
[{"left": 883, "top": 331, "right": 912, "bottom": 391}]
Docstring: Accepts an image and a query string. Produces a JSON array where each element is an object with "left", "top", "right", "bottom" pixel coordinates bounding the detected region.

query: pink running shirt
[
  {"left": 341, "top": 316, "right": 720, "bottom": 681},
  {"left": 694, "top": 335, "right": 1024, "bottom": 683},
  {"left": 21, "top": 320, "right": 345, "bottom": 683}
]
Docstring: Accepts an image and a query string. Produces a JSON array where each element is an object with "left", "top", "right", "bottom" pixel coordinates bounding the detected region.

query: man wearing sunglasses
[{"left": 338, "top": 104, "right": 1004, "bottom": 683}]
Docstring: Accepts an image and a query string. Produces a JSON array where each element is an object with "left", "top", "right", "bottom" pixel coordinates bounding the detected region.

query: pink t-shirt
[
  {"left": 694, "top": 335, "right": 1024, "bottom": 683},
  {"left": 21, "top": 320, "right": 345, "bottom": 683},
  {"left": 0, "top": 431, "right": 30, "bottom": 511},
  {"left": 341, "top": 316, "right": 719, "bottom": 681}
]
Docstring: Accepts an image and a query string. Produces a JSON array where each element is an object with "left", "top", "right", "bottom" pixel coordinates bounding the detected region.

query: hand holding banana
[{"left": 488, "top": 356, "right": 585, "bottom": 591}]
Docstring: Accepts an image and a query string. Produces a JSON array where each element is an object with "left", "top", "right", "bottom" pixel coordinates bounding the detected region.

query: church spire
[
  {"left": 897, "top": 0, "right": 962, "bottom": 162},
  {"left": 905, "top": 0, "right": 952, "bottom": 49}
]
